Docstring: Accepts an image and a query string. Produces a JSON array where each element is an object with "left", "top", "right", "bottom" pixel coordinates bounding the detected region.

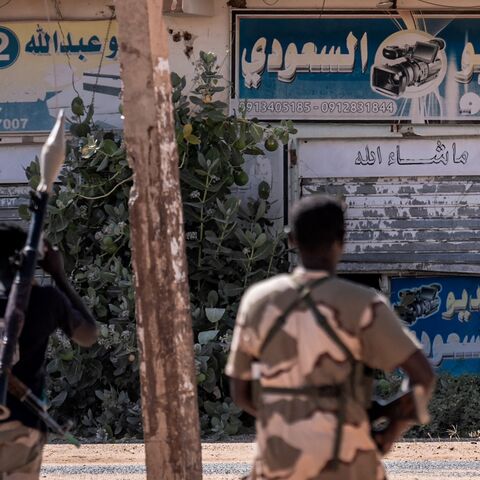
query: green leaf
[
  {"left": 18, "top": 204, "right": 30, "bottom": 221},
  {"left": 254, "top": 233, "right": 267, "bottom": 248},
  {"left": 50, "top": 390, "right": 68, "bottom": 407},
  {"left": 244, "top": 146, "right": 264, "bottom": 156},
  {"left": 96, "top": 155, "right": 110, "bottom": 172},
  {"left": 255, "top": 200, "right": 267, "bottom": 222},
  {"left": 235, "top": 229, "right": 251, "bottom": 247},
  {"left": 60, "top": 350, "right": 75, "bottom": 361},
  {"left": 205, "top": 308, "right": 225, "bottom": 323},
  {"left": 171, "top": 72, "right": 183, "bottom": 88},
  {"left": 197, "top": 153, "right": 208, "bottom": 169},
  {"left": 183, "top": 123, "right": 193, "bottom": 138},
  {"left": 249, "top": 123, "right": 264, "bottom": 143},
  {"left": 189, "top": 96, "right": 204, "bottom": 106},
  {"left": 198, "top": 330, "right": 219, "bottom": 345},
  {"left": 207, "top": 290, "right": 219, "bottom": 307},
  {"left": 186, "top": 134, "right": 201, "bottom": 145}
]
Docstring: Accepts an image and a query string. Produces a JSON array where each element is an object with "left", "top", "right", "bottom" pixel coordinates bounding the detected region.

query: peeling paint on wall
[{"left": 303, "top": 176, "right": 480, "bottom": 273}]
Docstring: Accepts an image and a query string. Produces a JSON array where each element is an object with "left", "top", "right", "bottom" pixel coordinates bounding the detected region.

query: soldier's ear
[
  {"left": 332, "top": 240, "right": 344, "bottom": 262},
  {"left": 287, "top": 231, "right": 297, "bottom": 249}
]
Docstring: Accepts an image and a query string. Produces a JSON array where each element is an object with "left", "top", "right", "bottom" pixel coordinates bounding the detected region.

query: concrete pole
[{"left": 115, "top": 1, "right": 202, "bottom": 478}]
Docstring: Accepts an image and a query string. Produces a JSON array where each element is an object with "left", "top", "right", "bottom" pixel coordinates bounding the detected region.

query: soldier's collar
[{"left": 292, "top": 266, "right": 331, "bottom": 279}]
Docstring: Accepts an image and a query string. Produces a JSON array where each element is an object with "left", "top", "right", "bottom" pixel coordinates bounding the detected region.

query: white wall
[{"left": 0, "top": 0, "right": 112, "bottom": 20}]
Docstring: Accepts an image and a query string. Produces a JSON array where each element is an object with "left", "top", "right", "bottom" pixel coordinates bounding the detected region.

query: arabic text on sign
[
  {"left": 24, "top": 27, "right": 118, "bottom": 61},
  {"left": 354, "top": 141, "right": 469, "bottom": 167},
  {"left": 242, "top": 32, "right": 369, "bottom": 88}
]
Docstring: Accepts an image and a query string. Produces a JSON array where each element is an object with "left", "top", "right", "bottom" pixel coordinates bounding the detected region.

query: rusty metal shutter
[
  {"left": 301, "top": 176, "right": 480, "bottom": 275},
  {"left": 0, "top": 185, "right": 28, "bottom": 225}
]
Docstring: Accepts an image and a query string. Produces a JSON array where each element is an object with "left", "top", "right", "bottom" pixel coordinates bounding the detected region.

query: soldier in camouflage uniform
[{"left": 226, "top": 195, "right": 435, "bottom": 480}]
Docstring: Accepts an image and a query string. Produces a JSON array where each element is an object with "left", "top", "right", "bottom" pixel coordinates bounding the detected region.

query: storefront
[
  {"left": 2, "top": 2, "right": 480, "bottom": 373},
  {"left": 233, "top": 9, "right": 480, "bottom": 373}
]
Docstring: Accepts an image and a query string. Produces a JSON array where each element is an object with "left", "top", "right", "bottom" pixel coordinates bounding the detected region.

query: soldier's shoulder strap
[
  {"left": 301, "top": 292, "right": 356, "bottom": 364},
  {"left": 259, "top": 275, "right": 331, "bottom": 356}
]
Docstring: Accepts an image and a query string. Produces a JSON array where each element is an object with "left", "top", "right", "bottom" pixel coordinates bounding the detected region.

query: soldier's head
[
  {"left": 0, "top": 223, "right": 26, "bottom": 287},
  {"left": 288, "top": 195, "right": 345, "bottom": 271}
]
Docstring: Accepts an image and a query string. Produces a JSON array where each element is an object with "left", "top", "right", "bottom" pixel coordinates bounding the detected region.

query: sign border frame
[{"left": 230, "top": 9, "right": 480, "bottom": 125}]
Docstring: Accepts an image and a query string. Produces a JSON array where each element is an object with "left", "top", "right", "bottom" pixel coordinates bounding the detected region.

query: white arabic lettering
[
  {"left": 455, "top": 42, "right": 480, "bottom": 84},
  {"left": 442, "top": 289, "right": 469, "bottom": 320},
  {"left": 423, "top": 332, "right": 480, "bottom": 366},
  {"left": 242, "top": 33, "right": 368, "bottom": 88},
  {"left": 242, "top": 37, "right": 267, "bottom": 89},
  {"left": 360, "top": 32, "right": 368, "bottom": 73}
]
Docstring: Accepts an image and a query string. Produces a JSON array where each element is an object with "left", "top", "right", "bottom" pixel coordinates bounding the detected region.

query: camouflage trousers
[
  {"left": 0, "top": 421, "right": 45, "bottom": 480},
  {"left": 243, "top": 470, "right": 388, "bottom": 480},
  {"left": 242, "top": 450, "right": 388, "bottom": 480}
]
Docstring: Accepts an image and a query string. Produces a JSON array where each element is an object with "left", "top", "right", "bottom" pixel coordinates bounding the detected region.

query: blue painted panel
[
  {"left": 391, "top": 276, "right": 480, "bottom": 375},
  {"left": 0, "top": 21, "right": 121, "bottom": 134},
  {"left": 235, "top": 14, "right": 480, "bottom": 121}
]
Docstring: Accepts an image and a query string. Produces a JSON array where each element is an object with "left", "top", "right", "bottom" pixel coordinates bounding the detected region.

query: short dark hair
[
  {"left": 0, "top": 223, "right": 26, "bottom": 280},
  {"left": 290, "top": 195, "right": 345, "bottom": 250}
]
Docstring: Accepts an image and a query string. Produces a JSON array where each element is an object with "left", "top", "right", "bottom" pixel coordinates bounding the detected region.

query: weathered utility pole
[{"left": 115, "top": 1, "right": 202, "bottom": 478}]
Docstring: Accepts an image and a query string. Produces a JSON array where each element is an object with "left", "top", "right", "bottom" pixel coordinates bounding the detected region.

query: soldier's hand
[
  {"left": 373, "top": 419, "right": 410, "bottom": 456},
  {"left": 39, "top": 240, "right": 65, "bottom": 280},
  {"left": 373, "top": 429, "right": 395, "bottom": 455}
]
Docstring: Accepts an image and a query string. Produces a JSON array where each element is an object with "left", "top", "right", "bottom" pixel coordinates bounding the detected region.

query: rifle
[{"left": 0, "top": 111, "right": 80, "bottom": 447}]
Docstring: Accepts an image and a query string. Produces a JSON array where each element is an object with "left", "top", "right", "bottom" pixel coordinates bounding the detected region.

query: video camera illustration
[
  {"left": 393, "top": 284, "right": 441, "bottom": 325},
  {"left": 372, "top": 38, "right": 446, "bottom": 98}
]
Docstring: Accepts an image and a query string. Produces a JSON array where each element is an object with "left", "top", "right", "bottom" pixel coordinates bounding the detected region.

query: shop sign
[
  {"left": 298, "top": 136, "right": 478, "bottom": 178},
  {"left": 0, "top": 21, "right": 121, "bottom": 134},
  {"left": 391, "top": 276, "right": 480, "bottom": 375},
  {"left": 232, "top": 12, "right": 480, "bottom": 122}
]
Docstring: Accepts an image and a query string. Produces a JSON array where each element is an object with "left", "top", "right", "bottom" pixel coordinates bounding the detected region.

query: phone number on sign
[
  {"left": 0, "top": 118, "right": 28, "bottom": 130},
  {"left": 244, "top": 100, "right": 397, "bottom": 116}
]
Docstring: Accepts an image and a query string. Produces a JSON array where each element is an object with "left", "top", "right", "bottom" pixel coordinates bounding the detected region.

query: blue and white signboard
[
  {"left": 0, "top": 21, "right": 121, "bottom": 134},
  {"left": 391, "top": 276, "right": 480, "bottom": 375},
  {"left": 232, "top": 13, "right": 480, "bottom": 122}
]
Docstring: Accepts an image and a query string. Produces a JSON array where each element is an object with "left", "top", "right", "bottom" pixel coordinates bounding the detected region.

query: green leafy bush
[
  {"left": 407, "top": 373, "right": 480, "bottom": 439},
  {"left": 173, "top": 51, "right": 295, "bottom": 438},
  {"left": 374, "top": 371, "right": 480, "bottom": 439},
  {"left": 24, "top": 128, "right": 140, "bottom": 440},
  {"left": 23, "top": 51, "right": 295, "bottom": 439}
]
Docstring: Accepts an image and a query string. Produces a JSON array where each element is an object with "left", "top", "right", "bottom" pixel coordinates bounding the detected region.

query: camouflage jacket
[{"left": 226, "top": 267, "right": 420, "bottom": 480}]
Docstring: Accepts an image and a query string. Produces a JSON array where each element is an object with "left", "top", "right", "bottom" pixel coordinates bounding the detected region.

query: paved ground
[{"left": 39, "top": 441, "right": 480, "bottom": 479}]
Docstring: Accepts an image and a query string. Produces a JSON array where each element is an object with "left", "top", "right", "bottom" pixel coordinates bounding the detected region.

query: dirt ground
[
  {"left": 43, "top": 440, "right": 480, "bottom": 463},
  {"left": 41, "top": 440, "right": 480, "bottom": 479}
]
